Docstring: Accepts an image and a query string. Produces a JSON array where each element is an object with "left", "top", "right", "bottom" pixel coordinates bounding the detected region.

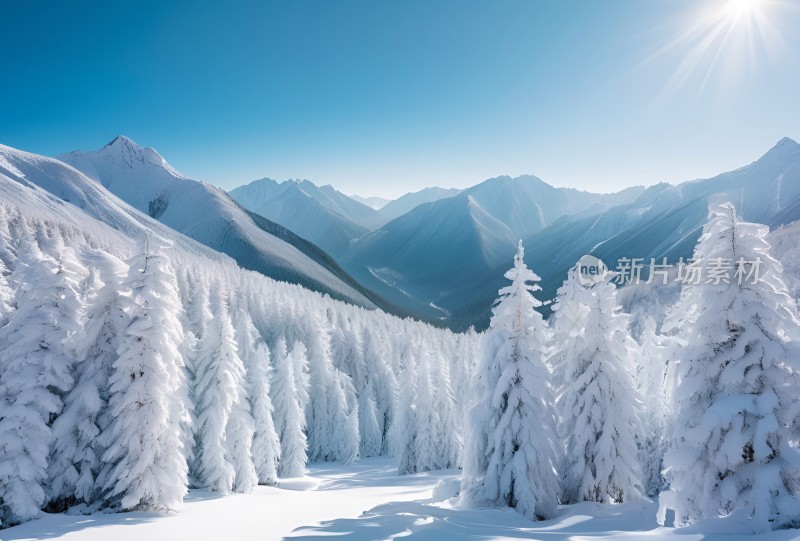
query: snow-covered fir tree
[
  {"left": 191, "top": 287, "right": 244, "bottom": 493},
  {"left": 462, "top": 240, "right": 560, "bottom": 521},
  {"left": 358, "top": 381, "right": 383, "bottom": 458},
  {"left": 658, "top": 204, "right": 800, "bottom": 532},
  {"left": 636, "top": 316, "right": 670, "bottom": 498},
  {"left": 0, "top": 237, "right": 83, "bottom": 524},
  {"left": 96, "top": 234, "right": 189, "bottom": 511},
  {"left": 233, "top": 305, "right": 280, "bottom": 485},
  {"left": 449, "top": 328, "right": 481, "bottom": 464},
  {"left": 175, "top": 270, "right": 202, "bottom": 475},
  {"left": 429, "top": 346, "right": 460, "bottom": 470},
  {"left": 328, "top": 369, "right": 360, "bottom": 465},
  {"left": 411, "top": 348, "right": 442, "bottom": 473},
  {"left": 221, "top": 293, "right": 258, "bottom": 494},
  {"left": 305, "top": 312, "right": 340, "bottom": 463},
  {"left": 550, "top": 265, "right": 644, "bottom": 504},
  {"left": 395, "top": 346, "right": 418, "bottom": 474},
  {"left": 272, "top": 339, "right": 309, "bottom": 478},
  {"left": 346, "top": 323, "right": 383, "bottom": 459},
  {"left": 47, "top": 251, "right": 128, "bottom": 510},
  {"left": 0, "top": 257, "right": 14, "bottom": 327}
]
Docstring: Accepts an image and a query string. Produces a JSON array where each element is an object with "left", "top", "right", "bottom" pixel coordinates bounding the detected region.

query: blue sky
[{"left": 1, "top": 0, "right": 798, "bottom": 197}]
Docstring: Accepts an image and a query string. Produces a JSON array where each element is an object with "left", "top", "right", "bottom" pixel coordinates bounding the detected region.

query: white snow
[{"left": 5, "top": 458, "right": 800, "bottom": 540}]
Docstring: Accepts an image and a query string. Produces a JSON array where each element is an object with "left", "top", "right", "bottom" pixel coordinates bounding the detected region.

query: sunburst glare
[{"left": 646, "top": 0, "right": 789, "bottom": 98}]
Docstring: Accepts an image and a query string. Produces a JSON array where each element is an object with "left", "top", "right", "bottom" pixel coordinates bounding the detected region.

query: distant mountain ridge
[
  {"left": 229, "top": 180, "right": 465, "bottom": 256},
  {"left": 49, "top": 134, "right": 800, "bottom": 332},
  {"left": 229, "top": 178, "right": 381, "bottom": 257},
  {"left": 350, "top": 194, "right": 391, "bottom": 210},
  {"left": 451, "top": 137, "right": 800, "bottom": 330},
  {"left": 343, "top": 174, "right": 646, "bottom": 322},
  {"left": 375, "top": 186, "right": 463, "bottom": 224},
  {"left": 55, "top": 136, "right": 386, "bottom": 310}
]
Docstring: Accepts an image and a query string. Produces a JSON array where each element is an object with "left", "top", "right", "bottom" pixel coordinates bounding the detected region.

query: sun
[
  {"left": 645, "top": 0, "right": 784, "bottom": 98},
  {"left": 725, "top": 0, "right": 765, "bottom": 21}
]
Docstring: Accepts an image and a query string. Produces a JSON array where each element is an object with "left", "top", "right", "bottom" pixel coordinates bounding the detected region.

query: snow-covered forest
[
  {"left": 0, "top": 197, "right": 479, "bottom": 527},
  {"left": 3, "top": 188, "right": 800, "bottom": 537},
  {"left": 461, "top": 203, "right": 800, "bottom": 534}
]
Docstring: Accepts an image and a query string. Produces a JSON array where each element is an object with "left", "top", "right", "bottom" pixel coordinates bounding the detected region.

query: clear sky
[{"left": 1, "top": 0, "right": 798, "bottom": 198}]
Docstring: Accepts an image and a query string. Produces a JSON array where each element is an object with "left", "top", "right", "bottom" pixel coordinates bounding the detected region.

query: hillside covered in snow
[{"left": 55, "top": 137, "right": 385, "bottom": 310}]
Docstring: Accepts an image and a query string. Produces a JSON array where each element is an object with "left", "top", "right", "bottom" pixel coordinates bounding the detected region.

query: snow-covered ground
[{"left": 4, "top": 458, "right": 800, "bottom": 541}]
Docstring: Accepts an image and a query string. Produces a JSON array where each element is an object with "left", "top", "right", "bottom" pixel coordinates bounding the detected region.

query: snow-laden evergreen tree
[
  {"left": 636, "top": 317, "right": 670, "bottom": 498},
  {"left": 0, "top": 238, "right": 83, "bottom": 524},
  {"left": 192, "top": 287, "right": 243, "bottom": 493},
  {"left": 96, "top": 234, "right": 189, "bottom": 511},
  {"left": 395, "top": 347, "right": 418, "bottom": 474},
  {"left": 462, "top": 240, "right": 560, "bottom": 521},
  {"left": 550, "top": 265, "right": 644, "bottom": 504},
  {"left": 221, "top": 294, "right": 258, "bottom": 494},
  {"left": 292, "top": 339, "right": 311, "bottom": 424},
  {"left": 328, "top": 369, "right": 360, "bottom": 465},
  {"left": 176, "top": 272, "right": 202, "bottom": 476},
  {"left": 330, "top": 317, "right": 362, "bottom": 379},
  {"left": 233, "top": 307, "right": 280, "bottom": 485},
  {"left": 429, "top": 346, "right": 460, "bottom": 469},
  {"left": 272, "top": 339, "right": 308, "bottom": 478},
  {"left": 226, "top": 403, "right": 258, "bottom": 493},
  {"left": 365, "top": 327, "right": 399, "bottom": 456},
  {"left": 47, "top": 252, "right": 128, "bottom": 510},
  {"left": 658, "top": 204, "right": 800, "bottom": 532},
  {"left": 411, "top": 345, "right": 443, "bottom": 473},
  {"left": 0, "top": 257, "right": 14, "bottom": 327},
  {"left": 358, "top": 380, "right": 383, "bottom": 458},
  {"left": 449, "top": 328, "right": 481, "bottom": 465},
  {"left": 305, "top": 312, "right": 338, "bottom": 462}
]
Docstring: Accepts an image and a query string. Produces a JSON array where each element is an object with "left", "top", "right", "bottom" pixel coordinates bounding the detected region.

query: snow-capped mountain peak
[
  {"left": 95, "top": 135, "right": 181, "bottom": 175},
  {"left": 56, "top": 139, "right": 380, "bottom": 308}
]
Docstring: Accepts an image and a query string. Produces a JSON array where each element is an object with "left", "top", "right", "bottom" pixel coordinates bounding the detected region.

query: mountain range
[
  {"left": 6, "top": 135, "right": 799, "bottom": 332},
  {"left": 230, "top": 137, "right": 800, "bottom": 330},
  {"left": 52, "top": 136, "right": 384, "bottom": 310},
  {"left": 229, "top": 180, "right": 461, "bottom": 257},
  {"left": 456, "top": 137, "right": 800, "bottom": 329}
]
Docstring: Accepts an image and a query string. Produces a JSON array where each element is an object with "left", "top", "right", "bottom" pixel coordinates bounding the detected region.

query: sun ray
[{"left": 643, "top": 0, "right": 790, "bottom": 99}]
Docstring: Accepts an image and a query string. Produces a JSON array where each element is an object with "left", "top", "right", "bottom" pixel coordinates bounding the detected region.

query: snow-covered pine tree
[
  {"left": 658, "top": 204, "right": 800, "bottom": 532},
  {"left": 191, "top": 287, "right": 243, "bottom": 493},
  {"left": 221, "top": 293, "right": 258, "bottom": 494},
  {"left": 462, "top": 240, "right": 560, "bottom": 521},
  {"left": 411, "top": 345, "right": 442, "bottom": 473},
  {"left": 429, "top": 345, "right": 460, "bottom": 469},
  {"left": 450, "top": 328, "right": 481, "bottom": 465},
  {"left": 636, "top": 317, "right": 670, "bottom": 498},
  {"left": 250, "top": 341, "right": 282, "bottom": 484},
  {"left": 97, "top": 234, "right": 189, "bottom": 512},
  {"left": 47, "top": 251, "right": 128, "bottom": 510},
  {"left": 0, "top": 237, "right": 83, "bottom": 524},
  {"left": 233, "top": 306, "right": 280, "bottom": 485},
  {"left": 358, "top": 380, "right": 382, "bottom": 458},
  {"left": 226, "top": 401, "right": 258, "bottom": 493},
  {"left": 330, "top": 317, "right": 362, "bottom": 379},
  {"left": 292, "top": 339, "right": 311, "bottom": 426},
  {"left": 0, "top": 257, "right": 14, "bottom": 327},
  {"left": 175, "top": 271, "right": 201, "bottom": 475},
  {"left": 550, "top": 265, "right": 644, "bottom": 504},
  {"left": 305, "top": 312, "right": 337, "bottom": 463},
  {"left": 272, "top": 339, "right": 308, "bottom": 478},
  {"left": 328, "top": 369, "right": 360, "bottom": 465},
  {"left": 395, "top": 346, "right": 418, "bottom": 474},
  {"left": 356, "top": 327, "right": 384, "bottom": 458}
]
